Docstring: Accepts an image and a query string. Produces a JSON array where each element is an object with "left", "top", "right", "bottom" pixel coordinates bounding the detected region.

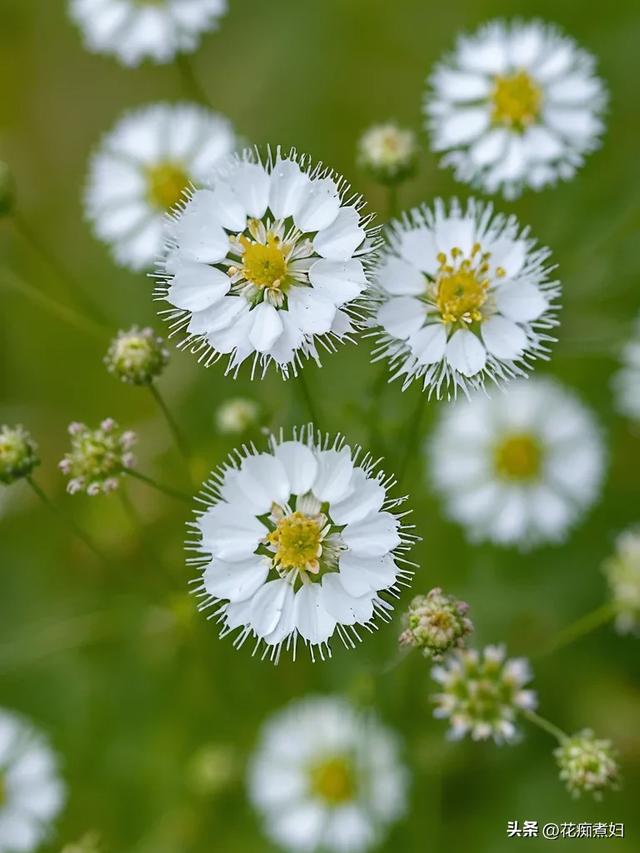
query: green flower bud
[
  {"left": 105, "top": 326, "right": 169, "bottom": 385},
  {"left": 555, "top": 730, "right": 620, "bottom": 799},
  {"left": 399, "top": 587, "right": 473, "bottom": 660},
  {"left": 59, "top": 418, "right": 136, "bottom": 496},
  {"left": 0, "top": 425, "right": 39, "bottom": 485}
]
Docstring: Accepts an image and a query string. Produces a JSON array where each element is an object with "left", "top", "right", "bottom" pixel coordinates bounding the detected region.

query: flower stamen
[{"left": 491, "top": 70, "right": 542, "bottom": 131}]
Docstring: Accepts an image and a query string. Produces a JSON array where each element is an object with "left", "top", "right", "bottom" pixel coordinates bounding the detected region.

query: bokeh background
[{"left": 1, "top": 0, "right": 640, "bottom": 850}]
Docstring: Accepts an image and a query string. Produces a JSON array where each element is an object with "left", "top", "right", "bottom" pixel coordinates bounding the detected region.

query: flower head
[
  {"left": 215, "top": 398, "right": 261, "bottom": 434},
  {"left": 373, "top": 198, "right": 559, "bottom": 397},
  {"left": 105, "top": 326, "right": 169, "bottom": 385},
  {"left": 357, "top": 123, "right": 418, "bottom": 185},
  {"left": 612, "top": 312, "right": 640, "bottom": 421},
  {"left": 555, "top": 730, "right": 620, "bottom": 799},
  {"left": 0, "top": 709, "right": 65, "bottom": 852},
  {"left": 430, "top": 378, "right": 605, "bottom": 548},
  {"left": 0, "top": 161, "right": 14, "bottom": 216},
  {"left": 85, "top": 103, "right": 237, "bottom": 271},
  {"left": 424, "top": 19, "right": 607, "bottom": 199},
  {"left": 603, "top": 528, "right": 640, "bottom": 635},
  {"left": 0, "top": 425, "right": 39, "bottom": 485},
  {"left": 59, "top": 419, "right": 136, "bottom": 496},
  {"left": 157, "top": 147, "right": 379, "bottom": 379},
  {"left": 249, "top": 696, "right": 408, "bottom": 853},
  {"left": 399, "top": 588, "right": 473, "bottom": 660},
  {"left": 69, "top": 0, "right": 227, "bottom": 66},
  {"left": 431, "top": 644, "right": 537, "bottom": 744},
  {"left": 191, "top": 426, "right": 415, "bottom": 661}
]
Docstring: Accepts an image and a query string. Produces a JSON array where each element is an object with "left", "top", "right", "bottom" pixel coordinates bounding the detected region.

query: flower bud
[
  {"left": 555, "top": 730, "right": 620, "bottom": 799},
  {"left": 105, "top": 326, "right": 169, "bottom": 386},
  {"left": 0, "top": 425, "right": 39, "bottom": 485},
  {"left": 59, "top": 418, "right": 136, "bottom": 496},
  {"left": 357, "top": 123, "right": 418, "bottom": 185},
  {"left": 603, "top": 529, "right": 640, "bottom": 635},
  {"left": 215, "top": 398, "right": 261, "bottom": 434},
  {"left": 399, "top": 587, "right": 473, "bottom": 660}
]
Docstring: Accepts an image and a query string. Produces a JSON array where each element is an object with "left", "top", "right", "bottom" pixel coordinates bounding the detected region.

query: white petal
[
  {"left": 236, "top": 452, "right": 290, "bottom": 511},
  {"left": 250, "top": 579, "right": 293, "bottom": 638},
  {"left": 342, "top": 512, "right": 401, "bottom": 557},
  {"left": 171, "top": 202, "right": 229, "bottom": 264},
  {"left": 398, "top": 228, "right": 439, "bottom": 274},
  {"left": 269, "top": 158, "right": 310, "bottom": 220},
  {"left": 481, "top": 315, "right": 527, "bottom": 359},
  {"left": 294, "top": 176, "right": 340, "bottom": 232},
  {"left": 188, "top": 295, "right": 247, "bottom": 335},
  {"left": 458, "top": 31, "right": 508, "bottom": 74},
  {"left": 377, "top": 296, "right": 425, "bottom": 340},
  {"left": 287, "top": 288, "right": 336, "bottom": 335},
  {"left": 375, "top": 255, "right": 425, "bottom": 295},
  {"left": 330, "top": 469, "right": 385, "bottom": 525},
  {"left": 294, "top": 583, "right": 336, "bottom": 644},
  {"left": 199, "top": 503, "right": 264, "bottom": 561},
  {"left": 166, "top": 263, "right": 230, "bottom": 311},
  {"left": 546, "top": 74, "right": 603, "bottom": 105},
  {"left": 248, "top": 302, "right": 284, "bottom": 353},
  {"left": 312, "top": 447, "right": 354, "bottom": 503},
  {"left": 435, "top": 107, "right": 490, "bottom": 147},
  {"left": 446, "top": 329, "right": 487, "bottom": 377},
  {"left": 308, "top": 259, "right": 366, "bottom": 306},
  {"left": 544, "top": 107, "right": 600, "bottom": 142},
  {"left": 469, "top": 127, "right": 509, "bottom": 167},
  {"left": 495, "top": 282, "right": 548, "bottom": 322},
  {"left": 434, "top": 215, "right": 476, "bottom": 257},
  {"left": 203, "top": 556, "right": 270, "bottom": 602},
  {"left": 262, "top": 582, "right": 297, "bottom": 646},
  {"left": 227, "top": 160, "right": 270, "bottom": 218},
  {"left": 313, "top": 208, "right": 364, "bottom": 261},
  {"left": 273, "top": 441, "right": 318, "bottom": 496},
  {"left": 319, "top": 574, "right": 374, "bottom": 625},
  {"left": 338, "top": 552, "right": 395, "bottom": 596},
  {"left": 207, "top": 182, "right": 247, "bottom": 231},
  {"left": 432, "top": 68, "right": 491, "bottom": 101},
  {"left": 521, "top": 126, "right": 564, "bottom": 163},
  {"left": 409, "top": 323, "right": 447, "bottom": 365},
  {"left": 486, "top": 236, "right": 527, "bottom": 278}
]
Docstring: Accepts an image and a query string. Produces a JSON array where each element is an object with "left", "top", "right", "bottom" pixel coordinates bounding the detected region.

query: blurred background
[{"left": 1, "top": 0, "right": 639, "bottom": 850}]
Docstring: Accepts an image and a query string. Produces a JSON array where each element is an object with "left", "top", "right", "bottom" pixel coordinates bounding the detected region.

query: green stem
[
  {"left": 397, "top": 389, "right": 427, "bottom": 485},
  {"left": 175, "top": 54, "right": 211, "bottom": 106},
  {"left": 522, "top": 709, "right": 568, "bottom": 744},
  {"left": 125, "top": 468, "right": 192, "bottom": 504},
  {"left": 367, "top": 364, "right": 390, "bottom": 456},
  {"left": 538, "top": 602, "right": 617, "bottom": 657},
  {"left": 296, "top": 369, "right": 321, "bottom": 428},
  {"left": 149, "top": 383, "right": 191, "bottom": 468},
  {"left": 387, "top": 184, "right": 399, "bottom": 220},
  {"left": 27, "top": 476, "right": 107, "bottom": 562}
]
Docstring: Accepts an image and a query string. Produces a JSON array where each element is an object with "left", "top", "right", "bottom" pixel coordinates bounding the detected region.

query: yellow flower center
[
  {"left": 309, "top": 756, "right": 356, "bottom": 805},
  {"left": 240, "top": 234, "right": 289, "bottom": 290},
  {"left": 494, "top": 433, "right": 542, "bottom": 480},
  {"left": 491, "top": 70, "right": 542, "bottom": 130},
  {"left": 267, "top": 511, "right": 322, "bottom": 571},
  {"left": 146, "top": 161, "right": 190, "bottom": 211},
  {"left": 435, "top": 245, "right": 494, "bottom": 324}
]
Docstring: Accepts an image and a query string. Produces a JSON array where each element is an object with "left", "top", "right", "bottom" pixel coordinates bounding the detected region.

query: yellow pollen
[
  {"left": 494, "top": 433, "right": 542, "bottom": 480},
  {"left": 309, "top": 756, "right": 356, "bottom": 805},
  {"left": 145, "top": 161, "right": 190, "bottom": 211},
  {"left": 240, "top": 234, "right": 289, "bottom": 289},
  {"left": 267, "top": 511, "right": 322, "bottom": 571},
  {"left": 491, "top": 70, "right": 542, "bottom": 130}
]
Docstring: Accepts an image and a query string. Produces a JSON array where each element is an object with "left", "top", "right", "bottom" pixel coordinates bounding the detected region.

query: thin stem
[
  {"left": 175, "top": 54, "right": 211, "bottom": 106},
  {"left": 296, "top": 369, "right": 321, "bottom": 428},
  {"left": 397, "top": 389, "right": 427, "bottom": 485},
  {"left": 522, "top": 709, "right": 568, "bottom": 744},
  {"left": 149, "top": 383, "right": 191, "bottom": 467},
  {"left": 27, "top": 477, "right": 107, "bottom": 562},
  {"left": 538, "top": 602, "right": 617, "bottom": 657},
  {"left": 125, "top": 468, "right": 192, "bottom": 504}
]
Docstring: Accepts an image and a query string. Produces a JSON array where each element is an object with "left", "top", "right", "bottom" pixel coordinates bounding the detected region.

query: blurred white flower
[
  {"left": 69, "top": 0, "right": 227, "bottom": 67},
  {"left": 357, "top": 122, "right": 418, "bottom": 185},
  {"left": 0, "top": 710, "right": 65, "bottom": 852},
  {"left": 612, "top": 313, "right": 640, "bottom": 421},
  {"left": 157, "top": 148, "right": 378, "bottom": 378},
  {"left": 602, "top": 528, "right": 640, "bottom": 635},
  {"left": 249, "top": 696, "right": 408, "bottom": 852},
  {"left": 425, "top": 19, "right": 607, "bottom": 198},
  {"left": 86, "top": 103, "right": 237, "bottom": 271},
  {"left": 373, "top": 198, "right": 559, "bottom": 398},
  {"left": 191, "top": 426, "right": 414, "bottom": 661},
  {"left": 431, "top": 644, "right": 537, "bottom": 744},
  {"left": 429, "top": 378, "right": 605, "bottom": 548},
  {"left": 215, "top": 398, "right": 261, "bottom": 434}
]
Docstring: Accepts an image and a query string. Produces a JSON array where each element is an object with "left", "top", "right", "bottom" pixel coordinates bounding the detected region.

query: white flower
[
  {"left": 431, "top": 644, "right": 537, "bottom": 744},
  {"left": 429, "top": 378, "right": 605, "bottom": 548},
  {"left": 357, "top": 123, "right": 418, "bottom": 184},
  {"left": 602, "top": 528, "right": 640, "bottom": 635},
  {"left": 215, "top": 398, "right": 261, "bottom": 434},
  {"left": 248, "top": 696, "right": 408, "bottom": 853},
  {"left": 191, "top": 427, "right": 415, "bottom": 661},
  {"left": 157, "top": 148, "right": 379, "bottom": 379},
  {"left": 86, "top": 103, "right": 237, "bottom": 271},
  {"left": 425, "top": 19, "right": 607, "bottom": 198},
  {"left": 69, "top": 0, "right": 227, "bottom": 67},
  {"left": 372, "top": 198, "right": 559, "bottom": 398},
  {"left": 613, "top": 312, "right": 640, "bottom": 421},
  {"left": 0, "top": 710, "right": 65, "bottom": 852}
]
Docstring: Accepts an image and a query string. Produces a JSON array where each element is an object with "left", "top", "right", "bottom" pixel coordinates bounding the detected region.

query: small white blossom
[
  {"left": 69, "top": 0, "right": 227, "bottom": 67},
  {"left": 0, "top": 426, "right": 39, "bottom": 486},
  {"left": 157, "top": 147, "right": 379, "bottom": 379},
  {"left": 0, "top": 710, "right": 65, "bottom": 852},
  {"left": 59, "top": 419, "right": 136, "bottom": 496},
  {"left": 612, "top": 312, "right": 640, "bottom": 421},
  {"left": 373, "top": 198, "right": 559, "bottom": 398},
  {"left": 215, "top": 398, "right": 261, "bottom": 434},
  {"left": 603, "top": 528, "right": 640, "bottom": 635},
  {"left": 425, "top": 19, "right": 607, "bottom": 198},
  {"left": 191, "top": 426, "right": 415, "bottom": 662},
  {"left": 429, "top": 378, "right": 605, "bottom": 548},
  {"left": 555, "top": 730, "right": 620, "bottom": 799},
  {"left": 357, "top": 123, "right": 418, "bottom": 184},
  {"left": 86, "top": 103, "right": 237, "bottom": 271},
  {"left": 249, "top": 696, "right": 408, "bottom": 853}
]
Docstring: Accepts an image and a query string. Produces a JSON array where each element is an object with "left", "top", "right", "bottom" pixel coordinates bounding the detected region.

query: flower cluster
[
  {"left": 602, "top": 529, "right": 640, "bottom": 635},
  {"left": 105, "top": 326, "right": 169, "bottom": 386},
  {"left": 0, "top": 425, "right": 39, "bottom": 485},
  {"left": 399, "top": 588, "right": 473, "bottom": 660},
  {"left": 555, "top": 730, "right": 620, "bottom": 799},
  {"left": 357, "top": 123, "right": 418, "bottom": 185},
  {"left": 431, "top": 644, "right": 537, "bottom": 743},
  {"left": 59, "top": 418, "right": 136, "bottom": 496}
]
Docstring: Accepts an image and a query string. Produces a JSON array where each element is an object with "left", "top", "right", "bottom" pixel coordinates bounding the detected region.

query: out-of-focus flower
[
  {"left": 191, "top": 426, "right": 415, "bottom": 661},
  {"left": 424, "top": 19, "right": 607, "bottom": 199},
  {"left": 0, "top": 709, "right": 66, "bottom": 852},
  {"left": 603, "top": 528, "right": 640, "bottom": 635},
  {"left": 399, "top": 588, "right": 473, "bottom": 660},
  {"left": 215, "top": 398, "right": 261, "bottom": 434},
  {"left": 69, "top": 0, "right": 227, "bottom": 66},
  {"left": 60, "top": 834, "right": 101, "bottom": 853},
  {"left": 0, "top": 161, "right": 14, "bottom": 216},
  {"left": 85, "top": 103, "right": 237, "bottom": 271},
  {"left": 357, "top": 123, "right": 418, "bottom": 185},
  {"left": 431, "top": 644, "right": 537, "bottom": 744},
  {"left": 59, "top": 418, "right": 136, "bottom": 496},
  {"left": 158, "top": 147, "right": 379, "bottom": 379},
  {"left": 249, "top": 696, "right": 408, "bottom": 853},
  {"left": 555, "top": 730, "right": 620, "bottom": 799},
  {"left": 430, "top": 378, "right": 605, "bottom": 548},
  {"left": 0, "top": 425, "right": 39, "bottom": 486},
  {"left": 612, "top": 313, "right": 640, "bottom": 421},
  {"left": 373, "top": 198, "right": 559, "bottom": 398},
  {"left": 105, "top": 326, "right": 169, "bottom": 386},
  {"left": 188, "top": 743, "right": 237, "bottom": 797}
]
